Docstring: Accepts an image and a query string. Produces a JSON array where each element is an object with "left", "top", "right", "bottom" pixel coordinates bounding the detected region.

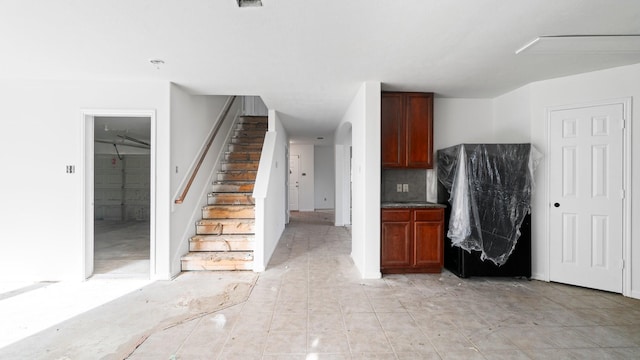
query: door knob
[{"left": 554, "top": 203, "right": 560, "bottom": 208}]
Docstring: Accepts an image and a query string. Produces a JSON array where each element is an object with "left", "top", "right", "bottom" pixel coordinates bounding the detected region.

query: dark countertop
[{"left": 381, "top": 201, "right": 447, "bottom": 209}]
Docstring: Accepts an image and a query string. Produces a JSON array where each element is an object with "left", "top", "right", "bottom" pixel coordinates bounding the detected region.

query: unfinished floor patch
[{"left": 0, "top": 272, "right": 257, "bottom": 359}]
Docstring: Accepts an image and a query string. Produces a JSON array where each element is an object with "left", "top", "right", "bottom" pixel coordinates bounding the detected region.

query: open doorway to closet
[{"left": 87, "top": 115, "right": 152, "bottom": 278}]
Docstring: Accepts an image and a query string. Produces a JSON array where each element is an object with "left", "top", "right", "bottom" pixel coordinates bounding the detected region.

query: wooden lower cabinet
[{"left": 381, "top": 208, "right": 444, "bottom": 273}]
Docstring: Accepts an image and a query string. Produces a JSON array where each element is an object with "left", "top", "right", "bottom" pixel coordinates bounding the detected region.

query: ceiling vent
[{"left": 237, "top": 0, "right": 262, "bottom": 7}]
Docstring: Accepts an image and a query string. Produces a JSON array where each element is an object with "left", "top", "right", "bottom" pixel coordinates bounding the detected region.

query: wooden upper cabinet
[
  {"left": 381, "top": 92, "right": 434, "bottom": 168},
  {"left": 381, "top": 93, "right": 404, "bottom": 167}
]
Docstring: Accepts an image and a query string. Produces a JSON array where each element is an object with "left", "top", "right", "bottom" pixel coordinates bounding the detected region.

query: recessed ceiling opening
[{"left": 516, "top": 35, "right": 640, "bottom": 54}]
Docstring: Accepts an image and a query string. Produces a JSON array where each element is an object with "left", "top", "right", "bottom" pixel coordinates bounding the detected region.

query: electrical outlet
[
  {"left": 403, "top": 184, "right": 409, "bottom": 192},
  {"left": 396, "top": 184, "right": 402, "bottom": 192}
]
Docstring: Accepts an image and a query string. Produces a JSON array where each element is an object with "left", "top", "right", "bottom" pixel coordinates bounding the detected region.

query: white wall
[
  {"left": 169, "top": 86, "right": 236, "bottom": 278},
  {"left": 334, "top": 124, "right": 352, "bottom": 227},
  {"left": 253, "top": 109, "right": 289, "bottom": 271},
  {"left": 492, "top": 86, "right": 531, "bottom": 143},
  {"left": 314, "top": 146, "right": 335, "bottom": 209},
  {"left": 338, "top": 81, "right": 381, "bottom": 279},
  {"left": 493, "top": 63, "right": 640, "bottom": 298},
  {"left": 0, "top": 79, "right": 170, "bottom": 281},
  {"left": 289, "top": 144, "right": 315, "bottom": 211},
  {"left": 433, "top": 98, "right": 494, "bottom": 151}
]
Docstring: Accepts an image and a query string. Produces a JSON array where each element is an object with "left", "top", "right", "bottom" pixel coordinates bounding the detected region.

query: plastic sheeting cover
[{"left": 437, "top": 144, "right": 541, "bottom": 266}]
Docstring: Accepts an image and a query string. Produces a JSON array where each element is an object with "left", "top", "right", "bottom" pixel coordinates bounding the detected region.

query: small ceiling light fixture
[
  {"left": 237, "top": 0, "right": 262, "bottom": 8},
  {"left": 316, "top": 137, "right": 324, "bottom": 140},
  {"left": 149, "top": 59, "right": 165, "bottom": 69}
]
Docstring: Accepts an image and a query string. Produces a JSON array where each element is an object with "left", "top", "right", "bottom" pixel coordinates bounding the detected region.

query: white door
[
  {"left": 289, "top": 155, "right": 300, "bottom": 211},
  {"left": 549, "top": 103, "right": 624, "bottom": 293}
]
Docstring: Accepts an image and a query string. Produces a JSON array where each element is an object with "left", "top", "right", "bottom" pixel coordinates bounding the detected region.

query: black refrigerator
[{"left": 437, "top": 144, "right": 538, "bottom": 278}]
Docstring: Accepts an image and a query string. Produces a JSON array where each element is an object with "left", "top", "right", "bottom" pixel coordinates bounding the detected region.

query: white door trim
[
  {"left": 81, "top": 109, "right": 157, "bottom": 280},
  {"left": 545, "top": 97, "right": 632, "bottom": 296}
]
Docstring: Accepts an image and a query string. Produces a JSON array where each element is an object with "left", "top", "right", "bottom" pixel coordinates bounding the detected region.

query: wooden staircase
[{"left": 181, "top": 116, "right": 268, "bottom": 271}]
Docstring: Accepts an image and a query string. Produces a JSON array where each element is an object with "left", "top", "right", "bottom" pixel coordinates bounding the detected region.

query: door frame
[
  {"left": 289, "top": 154, "right": 300, "bottom": 212},
  {"left": 545, "top": 97, "right": 631, "bottom": 295},
  {"left": 81, "top": 109, "right": 157, "bottom": 280}
]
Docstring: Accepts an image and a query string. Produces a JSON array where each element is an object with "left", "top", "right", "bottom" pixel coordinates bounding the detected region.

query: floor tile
[
  {"left": 264, "top": 331, "right": 307, "bottom": 354},
  {"left": 308, "top": 330, "right": 351, "bottom": 354},
  {"left": 346, "top": 329, "right": 393, "bottom": 353}
]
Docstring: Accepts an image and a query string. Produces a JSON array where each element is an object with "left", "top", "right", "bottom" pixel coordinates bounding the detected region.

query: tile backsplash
[{"left": 382, "top": 168, "right": 438, "bottom": 203}]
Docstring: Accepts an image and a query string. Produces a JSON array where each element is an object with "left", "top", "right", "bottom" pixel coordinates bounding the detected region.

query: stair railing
[{"left": 175, "top": 96, "right": 237, "bottom": 204}]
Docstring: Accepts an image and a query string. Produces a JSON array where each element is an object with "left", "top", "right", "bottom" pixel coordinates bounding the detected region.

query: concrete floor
[
  {"left": 1, "top": 211, "right": 640, "bottom": 359},
  {"left": 94, "top": 220, "right": 151, "bottom": 278}
]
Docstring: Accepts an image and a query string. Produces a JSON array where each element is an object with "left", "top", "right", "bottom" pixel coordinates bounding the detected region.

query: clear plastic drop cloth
[{"left": 437, "top": 144, "right": 542, "bottom": 266}]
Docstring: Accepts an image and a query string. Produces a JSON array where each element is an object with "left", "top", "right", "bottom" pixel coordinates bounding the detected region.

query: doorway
[
  {"left": 547, "top": 98, "right": 631, "bottom": 294},
  {"left": 289, "top": 155, "right": 300, "bottom": 211},
  {"left": 82, "top": 111, "right": 156, "bottom": 280}
]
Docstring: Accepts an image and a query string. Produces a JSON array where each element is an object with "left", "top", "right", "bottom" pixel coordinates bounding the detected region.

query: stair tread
[
  {"left": 203, "top": 203, "right": 254, "bottom": 206},
  {"left": 218, "top": 169, "right": 257, "bottom": 172},
  {"left": 181, "top": 252, "right": 254, "bottom": 270},
  {"left": 214, "top": 180, "right": 254, "bottom": 184},
  {"left": 182, "top": 251, "right": 253, "bottom": 259},
  {"left": 189, "top": 234, "right": 254, "bottom": 252},
  {"left": 197, "top": 218, "right": 255, "bottom": 224},
  {"left": 191, "top": 234, "right": 255, "bottom": 241}
]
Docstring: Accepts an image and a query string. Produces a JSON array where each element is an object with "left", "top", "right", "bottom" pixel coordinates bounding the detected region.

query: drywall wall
[
  {"left": 169, "top": 85, "right": 235, "bottom": 278},
  {"left": 492, "top": 85, "right": 531, "bottom": 143},
  {"left": 493, "top": 63, "right": 640, "bottom": 298},
  {"left": 433, "top": 98, "right": 494, "bottom": 151},
  {"left": 289, "top": 144, "right": 315, "bottom": 211},
  {"left": 0, "top": 79, "right": 170, "bottom": 281},
  {"left": 334, "top": 123, "right": 352, "bottom": 227},
  {"left": 253, "top": 109, "right": 289, "bottom": 271},
  {"left": 428, "top": 98, "right": 495, "bottom": 203},
  {"left": 314, "top": 146, "right": 335, "bottom": 209},
  {"left": 338, "top": 81, "right": 381, "bottom": 279}
]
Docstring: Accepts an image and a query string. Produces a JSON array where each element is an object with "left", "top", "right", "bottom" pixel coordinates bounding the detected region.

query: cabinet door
[
  {"left": 381, "top": 210, "right": 412, "bottom": 268},
  {"left": 405, "top": 93, "right": 433, "bottom": 168},
  {"left": 413, "top": 209, "right": 443, "bottom": 269},
  {"left": 381, "top": 93, "right": 405, "bottom": 168}
]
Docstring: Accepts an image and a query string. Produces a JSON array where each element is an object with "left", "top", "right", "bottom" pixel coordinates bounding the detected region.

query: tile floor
[{"left": 129, "top": 211, "right": 640, "bottom": 360}]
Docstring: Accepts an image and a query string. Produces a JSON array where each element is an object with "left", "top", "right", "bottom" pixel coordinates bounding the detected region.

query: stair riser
[
  {"left": 237, "top": 119, "right": 268, "bottom": 125},
  {"left": 181, "top": 259, "right": 253, "bottom": 271},
  {"left": 221, "top": 162, "right": 259, "bottom": 171},
  {"left": 236, "top": 124, "right": 268, "bottom": 131},
  {"left": 196, "top": 221, "right": 255, "bottom": 235},
  {"left": 212, "top": 184, "right": 255, "bottom": 192},
  {"left": 208, "top": 194, "right": 254, "bottom": 205},
  {"left": 190, "top": 239, "right": 254, "bottom": 251},
  {"left": 203, "top": 206, "right": 255, "bottom": 219},
  {"left": 225, "top": 152, "right": 261, "bottom": 161},
  {"left": 228, "top": 144, "right": 262, "bottom": 152},
  {"left": 233, "top": 130, "right": 266, "bottom": 137},
  {"left": 230, "top": 137, "right": 264, "bottom": 145},
  {"left": 217, "top": 172, "right": 257, "bottom": 181}
]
